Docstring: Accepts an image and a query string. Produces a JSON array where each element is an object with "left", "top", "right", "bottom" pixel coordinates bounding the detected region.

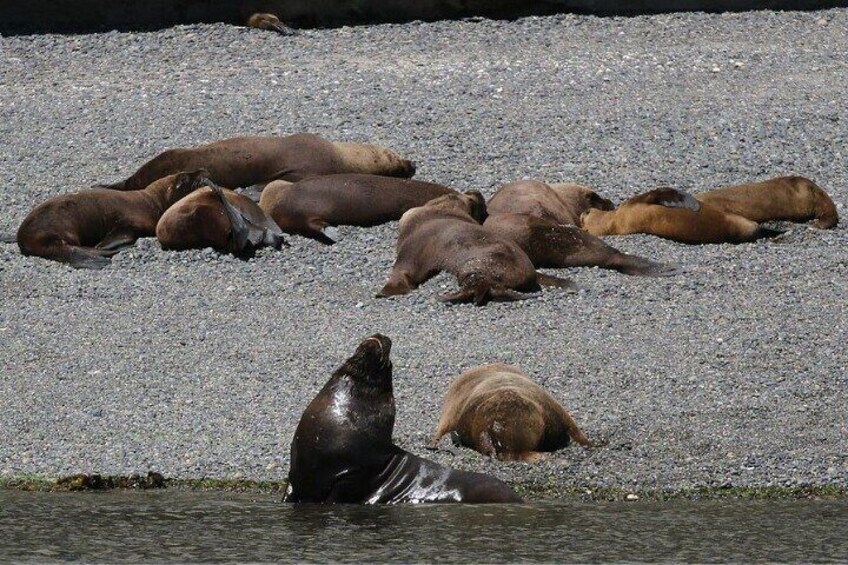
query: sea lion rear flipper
[
  {"left": 268, "top": 21, "right": 298, "bottom": 35},
  {"left": 205, "top": 179, "right": 285, "bottom": 252},
  {"left": 0, "top": 233, "right": 17, "bottom": 243},
  {"left": 629, "top": 188, "right": 701, "bottom": 211},
  {"left": 536, "top": 272, "right": 578, "bottom": 290},
  {"left": 608, "top": 253, "right": 682, "bottom": 277}
]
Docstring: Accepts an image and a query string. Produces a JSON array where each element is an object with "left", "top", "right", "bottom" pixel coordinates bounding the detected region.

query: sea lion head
[{"left": 340, "top": 334, "right": 393, "bottom": 390}]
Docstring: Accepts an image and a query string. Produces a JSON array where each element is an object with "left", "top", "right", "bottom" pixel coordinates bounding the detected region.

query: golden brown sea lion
[
  {"left": 258, "top": 173, "right": 456, "bottom": 244},
  {"left": 377, "top": 192, "right": 575, "bottom": 305},
  {"left": 16, "top": 171, "right": 209, "bottom": 269},
  {"left": 483, "top": 213, "right": 679, "bottom": 276},
  {"left": 156, "top": 181, "right": 287, "bottom": 255},
  {"left": 487, "top": 180, "right": 614, "bottom": 226},
  {"left": 96, "top": 134, "right": 416, "bottom": 191},
  {"left": 429, "top": 363, "right": 596, "bottom": 462},
  {"left": 284, "top": 334, "right": 523, "bottom": 504},
  {"left": 580, "top": 188, "right": 784, "bottom": 244},
  {"left": 246, "top": 13, "right": 297, "bottom": 35},
  {"left": 695, "top": 175, "right": 839, "bottom": 229}
]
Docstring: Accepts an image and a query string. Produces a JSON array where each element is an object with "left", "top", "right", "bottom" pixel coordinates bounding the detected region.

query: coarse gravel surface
[{"left": 1, "top": 9, "right": 846, "bottom": 497}]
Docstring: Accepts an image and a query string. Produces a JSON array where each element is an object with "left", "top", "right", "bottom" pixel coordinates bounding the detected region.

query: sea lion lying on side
[
  {"left": 487, "top": 180, "right": 614, "bottom": 226},
  {"left": 429, "top": 363, "right": 596, "bottom": 462}
]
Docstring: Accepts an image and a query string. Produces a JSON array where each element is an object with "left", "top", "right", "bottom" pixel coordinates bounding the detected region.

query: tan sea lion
[
  {"left": 258, "top": 173, "right": 456, "bottom": 244},
  {"left": 246, "top": 13, "right": 297, "bottom": 35},
  {"left": 580, "top": 188, "right": 784, "bottom": 244},
  {"left": 487, "top": 179, "right": 614, "bottom": 226},
  {"left": 377, "top": 192, "right": 575, "bottom": 305},
  {"left": 429, "top": 363, "right": 596, "bottom": 462},
  {"left": 483, "top": 213, "right": 679, "bottom": 276},
  {"left": 96, "top": 134, "right": 416, "bottom": 191},
  {"left": 284, "top": 334, "right": 523, "bottom": 504},
  {"left": 156, "top": 181, "right": 287, "bottom": 255},
  {"left": 16, "top": 170, "right": 210, "bottom": 269},
  {"left": 695, "top": 175, "right": 839, "bottom": 229}
]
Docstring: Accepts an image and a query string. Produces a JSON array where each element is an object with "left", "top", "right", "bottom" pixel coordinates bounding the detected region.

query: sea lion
[
  {"left": 695, "top": 175, "right": 839, "bottom": 229},
  {"left": 97, "top": 133, "right": 416, "bottom": 191},
  {"left": 258, "top": 173, "right": 456, "bottom": 244},
  {"left": 429, "top": 363, "right": 596, "bottom": 462},
  {"left": 483, "top": 213, "right": 679, "bottom": 277},
  {"left": 377, "top": 192, "right": 575, "bottom": 305},
  {"left": 246, "top": 13, "right": 297, "bottom": 35},
  {"left": 16, "top": 170, "right": 209, "bottom": 269},
  {"left": 487, "top": 180, "right": 614, "bottom": 226},
  {"left": 580, "top": 188, "right": 784, "bottom": 244},
  {"left": 284, "top": 334, "right": 523, "bottom": 504},
  {"left": 156, "top": 180, "right": 288, "bottom": 255}
]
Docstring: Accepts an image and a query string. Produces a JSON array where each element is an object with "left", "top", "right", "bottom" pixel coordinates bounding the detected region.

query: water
[{"left": 1, "top": 491, "right": 847, "bottom": 562}]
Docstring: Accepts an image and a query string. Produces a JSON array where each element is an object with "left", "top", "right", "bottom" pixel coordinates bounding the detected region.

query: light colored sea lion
[
  {"left": 487, "top": 179, "right": 614, "bottom": 226},
  {"left": 580, "top": 188, "right": 784, "bottom": 244},
  {"left": 97, "top": 133, "right": 416, "bottom": 191},
  {"left": 258, "top": 173, "right": 456, "bottom": 244},
  {"left": 695, "top": 175, "right": 838, "bottom": 229},
  {"left": 156, "top": 181, "right": 287, "bottom": 255},
  {"left": 483, "top": 212, "right": 679, "bottom": 276},
  {"left": 377, "top": 192, "right": 575, "bottom": 305},
  {"left": 429, "top": 363, "right": 596, "bottom": 462},
  {"left": 284, "top": 334, "right": 523, "bottom": 504},
  {"left": 16, "top": 170, "right": 209, "bottom": 269},
  {"left": 246, "top": 13, "right": 297, "bottom": 35}
]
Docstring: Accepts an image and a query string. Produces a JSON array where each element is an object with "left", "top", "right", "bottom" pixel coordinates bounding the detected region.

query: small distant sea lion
[
  {"left": 156, "top": 181, "right": 287, "bottom": 255},
  {"left": 429, "top": 363, "right": 596, "bottom": 462},
  {"left": 580, "top": 188, "right": 784, "bottom": 244},
  {"left": 258, "top": 173, "right": 456, "bottom": 244},
  {"left": 487, "top": 180, "right": 614, "bottom": 226},
  {"left": 97, "top": 134, "right": 416, "bottom": 191},
  {"left": 695, "top": 175, "right": 838, "bottom": 229},
  {"left": 377, "top": 192, "right": 575, "bottom": 305},
  {"left": 483, "top": 213, "right": 679, "bottom": 277},
  {"left": 16, "top": 170, "right": 209, "bottom": 269},
  {"left": 246, "top": 13, "right": 297, "bottom": 35},
  {"left": 284, "top": 334, "right": 523, "bottom": 504}
]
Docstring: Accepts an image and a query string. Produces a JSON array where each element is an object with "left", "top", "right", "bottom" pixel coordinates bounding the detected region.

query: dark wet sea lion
[
  {"left": 580, "top": 188, "right": 784, "bottom": 244},
  {"left": 377, "top": 192, "right": 575, "bottom": 305},
  {"left": 429, "top": 363, "right": 595, "bottom": 462},
  {"left": 247, "top": 13, "right": 297, "bottom": 35},
  {"left": 258, "top": 173, "right": 456, "bottom": 244},
  {"left": 156, "top": 181, "right": 287, "bottom": 255},
  {"left": 695, "top": 175, "right": 839, "bottom": 229},
  {"left": 483, "top": 212, "right": 679, "bottom": 277},
  {"left": 97, "top": 134, "right": 416, "bottom": 191},
  {"left": 284, "top": 334, "right": 522, "bottom": 504},
  {"left": 16, "top": 170, "right": 209, "bottom": 269},
  {"left": 487, "top": 180, "right": 614, "bottom": 226}
]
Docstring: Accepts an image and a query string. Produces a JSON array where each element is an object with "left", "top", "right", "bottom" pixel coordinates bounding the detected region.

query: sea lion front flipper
[
  {"left": 206, "top": 180, "right": 288, "bottom": 252},
  {"left": 235, "top": 184, "right": 265, "bottom": 203},
  {"left": 0, "top": 233, "right": 17, "bottom": 243},
  {"left": 607, "top": 253, "right": 682, "bottom": 277},
  {"left": 536, "top": 272, "right": 578, "bottom": 290},
  {"left": 753, "top": 225, "right": 786, "bottom": 241},
  {"left": 306, "top": 218, "right": 336, "bottom": 245},
  {"left": 95, "top": 229, "right": 138, "bottom": 252},
  {"left": 628, "top": 188, "right": 701, "bottom": 211},
  {"left": 267, "top": 20, "right": 298, "bottom": 35},
  {"left": 66, "top": 247, "right": 112, "bottom": 269}
]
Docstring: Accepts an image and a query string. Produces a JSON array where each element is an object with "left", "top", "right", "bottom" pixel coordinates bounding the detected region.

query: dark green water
[{"left": 1, "top": 491, "right": 846, "bottom": 562}]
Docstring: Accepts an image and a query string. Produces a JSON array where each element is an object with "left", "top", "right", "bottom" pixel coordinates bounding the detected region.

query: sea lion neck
[{"left": 333, "top": 356, "right": 393, "bottom": 397}]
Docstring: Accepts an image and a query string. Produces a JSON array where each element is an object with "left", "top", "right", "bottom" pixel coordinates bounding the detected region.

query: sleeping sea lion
[
  {"left": 156, "top": 181, "right": 287, "bottom": 255},
  {"left": 96, "top": 133, "right": 416, "bottom": 191},
  {"left": 284, "top": 334, "right": 523, "bottom": 504},
  {"left": 16, "top": 170, "right": 209, "bottom": 269},
  {"left": 429, "top": 363, "right": 596, "bottom": 462},
  {"left": 258, "top": 173, "right": 456, "bottom": 244},
  {"left": 695, "top": 175, "right": 838, "bottom": 229},
  {"left": 487, "top": 180, "right": 614, "bottom": 226},
  {"left": 247, "top": 13, "right": 297, "bottom": 35},
  {"left": 377, "top": 192, "right": 575, "bottom": 305},
  {"left": 483, "top": 212, "right": 679, "bottom": 276},
  {"left": 580, "top": 188, "right": 784, "bottom": 244}
]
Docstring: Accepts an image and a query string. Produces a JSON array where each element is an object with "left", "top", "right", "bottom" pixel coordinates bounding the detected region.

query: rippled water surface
[{"left": 1, "top": 491, "right": 847, "bottom": 562}]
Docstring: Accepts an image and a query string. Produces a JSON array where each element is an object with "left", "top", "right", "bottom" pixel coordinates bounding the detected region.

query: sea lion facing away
[
  {"left": 258, "top": 173, "right": 456, "bottom": 244},
  {"left": 97, "top": 134, "right": 416, "bottom": 191},
  {"left": 156, "top": 181, "right": 287, "bottom": 255},
  {"left": 247, "top": 13, "right": 297, "bottom": 35},
  {"left": 483, "top": 213, "right": 679, "bottom": 277},
  {"left": 695, "top": 175, "right": 838, "bottom": 229},
  {"left": 580, "top": 188, "right": 784, "bottom": 244},
  {"left": 429, "top": 363, "right": 596, "bottom": 462},
  {"left": 487, "top": 180, "right": 614, "bottom": 226},
  {"left": 377, "top": 192, "right": 575, "bottom": 305},
  {"left": 16, "top": 170, "right": 209, "bottom": 269},
  {"left": 284, "top": 334, "right": 523, "bottom": 504}
]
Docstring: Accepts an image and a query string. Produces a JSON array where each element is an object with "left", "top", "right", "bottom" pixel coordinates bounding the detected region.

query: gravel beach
[{"left": 1, "top": 9, "right": 846, "bottom": 497}]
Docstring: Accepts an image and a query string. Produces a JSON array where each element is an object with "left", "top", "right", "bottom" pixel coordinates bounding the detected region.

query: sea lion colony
[{"left": 3, "top": 131, "right": 840, "bottom": 503}]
